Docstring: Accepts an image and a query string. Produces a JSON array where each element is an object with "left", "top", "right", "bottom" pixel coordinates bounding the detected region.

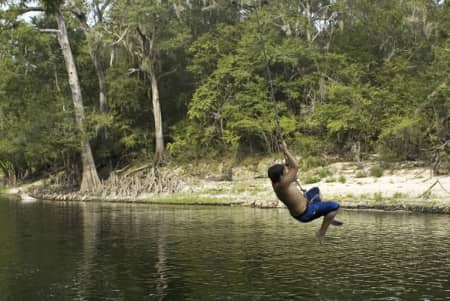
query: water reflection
[{"left": 1, "top": 199, "right": 450, "bottom": 300}]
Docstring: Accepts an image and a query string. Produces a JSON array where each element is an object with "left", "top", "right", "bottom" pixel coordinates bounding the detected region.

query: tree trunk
[
  {"left": 55, "top": 9, "right": 101, "bottom": 192},
  {"left": 134, "top": 23, "right": 166, "bottom": 166},
  {"left": 149, "top": 67, "right": 165, "bottom": 166},
  {"left": 91, "top": 45, "right": 108, "bottom": 114},
  {"left": 0, "top": 161, "right": 16, "bottom": 186},
  {"left": 74, "top": 10, "right": 108, "bottom": 114},
  {"left": 305, "top": 1, "right": 312, "bottom": 43},
  {"left": 90, "top": 45, "right": 109, "bottom": 147}
]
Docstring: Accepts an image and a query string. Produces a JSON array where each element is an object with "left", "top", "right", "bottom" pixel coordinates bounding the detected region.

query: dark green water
[{"left": 1, "top": 197, "right": 450, "bottom": 301}]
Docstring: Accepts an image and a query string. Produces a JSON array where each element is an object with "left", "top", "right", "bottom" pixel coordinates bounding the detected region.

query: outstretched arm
[{"left": 280, "top": 142, "right": 298, "bottom": 184}]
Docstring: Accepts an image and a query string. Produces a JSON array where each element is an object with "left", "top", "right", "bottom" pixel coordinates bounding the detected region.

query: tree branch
[
  {"left": 100, "top": 0, "right": 114, "bottom": 15},
  {"left": 126, "top": 68, "right": 141, "bottom": 76},
  {"left": 157, "top": 67, "right": 177, "bottom": 80},
  {"left": 136, "top": 25, "right": 146, "bottom": 42},
  {"left": 13, "top": 7, "right": 45, "bottom": 14},
  {"left": 39, "top": 29, "right": 60, "bottom": 33},
  {"left": 427, "top": 76, "right": 449, "bottom": 100},
  {"left": 67, "top": 6, "right": 86, "bottom": 24},
  {"left": 6, "top": 6, "right": 45, "bottom": 18},
  {"left": 435, "top": 140, "right": 450, "bottom": 150},
  {"left": 109, "top": 27, "right": 129, "bottom": 46}
]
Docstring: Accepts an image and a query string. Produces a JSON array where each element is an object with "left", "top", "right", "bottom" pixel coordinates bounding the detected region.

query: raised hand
[{"left": 279, "top": 141, "right": 287, "bottom": 151}]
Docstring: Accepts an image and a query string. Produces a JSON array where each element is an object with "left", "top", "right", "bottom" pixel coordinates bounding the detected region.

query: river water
[{"left": 1, "top": 197, "right": 449, "bottom": 300}]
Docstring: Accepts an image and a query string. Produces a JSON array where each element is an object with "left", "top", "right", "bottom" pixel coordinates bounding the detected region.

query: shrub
[
  {"left": 338, "top": 175, "right": 346, "bottom": 183},
  {"left": 377, "top": 116, "right": 425, "bottom": 161},
  {"left": 370, "top": 166, "right": 384, "bottom": 177},
  {"left": 319, "top": 167, "right": 333, "bottom": 178},
  {"left": 302, "top": 156, "right": 323, "bottom": 169},
  {"left": 392, "top": 192, "right": 407, "bottom": 199},
  {"left": 303, "top": 175, "right": 321, "bottom": 184},
  {"left": 373, "top": 192, "right": 383, "bottom": 202},
  {"left": 295, "top": 135, "right": 327, "bottom": 157}
]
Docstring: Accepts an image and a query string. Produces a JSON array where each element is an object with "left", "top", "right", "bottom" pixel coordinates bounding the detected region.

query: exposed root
[
  {"left": 30, "top": 167, "right": 185, "bottom": 201},
  {"left": 100, "top": 167, "right": 184, "bottom": 197}
]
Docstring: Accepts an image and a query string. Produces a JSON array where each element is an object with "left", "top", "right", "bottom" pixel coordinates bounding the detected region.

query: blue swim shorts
[{"left": 294, "top": 201, "right": 340, "bottom": 223}]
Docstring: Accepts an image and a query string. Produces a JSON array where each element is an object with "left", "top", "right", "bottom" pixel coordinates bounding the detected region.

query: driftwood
[
  {"left": 122, "top": 163, "right": 152, "bottom": 177},
  {"left": 430, "top": 140, "right": 450, "bottom": 176},
  {"left": 420, "top": 180, "right": 439, "bottom": 199},
  {"left": 420, "top": 179, "right": 450, "bottom": 199}
]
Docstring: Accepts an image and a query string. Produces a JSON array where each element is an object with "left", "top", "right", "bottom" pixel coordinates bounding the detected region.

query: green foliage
[
  {"left": 370, "top": 166, "right": 384, "bottom": 178},
  {"left": 41, "top": 0, "right": 64, "bottom": 13},
  {"left": 1, "top": 0, "right": 450, "bottom": 182},
  {"left": 302, "top": 156, "right": 324, "bottom": 169},
  {"left": 303, "top": 175, "right": 321, "bottom": 184},
  {"left": 172, "top": 15, "right": 295, "bottom": 158},
  {"left": 187, "top": 24, "right": 241, "bottom": 80},
  {"left": 318, "top": 167, "right": 333, "bottom": 178},
  {"left": 0, "top": 20, "right": 80, "bottom": 179},
  {"left": 373, "top": 192, "right": 383, "bottom": 203},
  {"left": 338, "top": 175, "right": 347, "bottom": 183},
  {"left": 295, "top": 135, "right": 327, "bottom": 157},
  {"left": 378, "top": 116, "right": 426, "bottom": 161},
  {"left": 392, "top": 192, "right": 408, "bottom": 199}
]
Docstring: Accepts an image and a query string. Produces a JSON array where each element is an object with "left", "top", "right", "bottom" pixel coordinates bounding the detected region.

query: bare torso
[{"left": 273, "top": 182, "right": 307, "bottom": 216}]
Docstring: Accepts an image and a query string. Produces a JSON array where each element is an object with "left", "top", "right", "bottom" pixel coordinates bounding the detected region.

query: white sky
[{"left": 0, "top": 1, "right": 42, "bottom": 22}]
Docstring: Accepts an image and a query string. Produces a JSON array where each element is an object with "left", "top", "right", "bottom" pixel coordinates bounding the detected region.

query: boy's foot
[
  {"left": 331, "top": 218, "right": 343, "bottom": 226},
  {"left": 315, "top": 231, "right": 325, "bottom": 243}
]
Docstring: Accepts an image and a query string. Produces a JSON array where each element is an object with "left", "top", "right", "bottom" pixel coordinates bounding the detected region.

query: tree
[
  {"left": 0, "top": 0, "right": 101, "bottom": 191},
  {"left": 174, "top": 8, "right": 298, "bottom": 157},
  {"left": 109, "top": 0, "right": 191, "bottom": 165},
  {"left": 1, "top": 0, "right": 450, "bottom": 177},
  {"left": 54, "top": 5, "right": 101, "bottom": 191},
  {"left": 0, "top": 18, "right": 80, "bottom": 184},
  {"left": 68, "top": 0, "right": 112, "bottom": 115}
]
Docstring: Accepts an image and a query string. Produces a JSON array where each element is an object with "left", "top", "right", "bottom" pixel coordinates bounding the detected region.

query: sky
[{"left": 0, "top": 1, "right": 42, "bottom": 22}]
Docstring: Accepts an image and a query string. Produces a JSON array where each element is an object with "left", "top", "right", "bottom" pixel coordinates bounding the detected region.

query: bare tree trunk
[
  {"left": 134, "top": 24, "right": 166, "bottom": 166},
  {"left": 90, "top": 44, "right": 110, "bottom": 153},
  {"left": 95, "top": 50, "right": 108, "bottom": 113},
  {"left": 71, "top": 5, "right": 108, "bottom": 114},
  {"left": 305, "top": 0, "right": 312, "bottom": 43},
  {"left": 91, "top": 45, "right": 108, "bottom": 113},
  {"left": 0, "top": 161, "right": 16, "bottom": 186},
  {"left": 149, "top": 67, "right": 165, "bottom": 166},
  {"left": 55, "top": 9, "right": 101, "bottom": 192}
]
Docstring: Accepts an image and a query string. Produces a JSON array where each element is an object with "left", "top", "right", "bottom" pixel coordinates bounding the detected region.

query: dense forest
[{"left": 0, "top": 0, "right": 449, "bottom": 192}]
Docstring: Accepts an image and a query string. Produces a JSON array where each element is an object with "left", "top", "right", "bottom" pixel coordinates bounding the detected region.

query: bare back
[
  {"left": 270, "top": 143, "right": 307, "bottom": 216},
  {"left": 273, "top": 181, "right": 307, "bottom": 216}
]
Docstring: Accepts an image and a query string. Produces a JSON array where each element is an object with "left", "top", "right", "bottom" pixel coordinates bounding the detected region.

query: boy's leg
[
  {"left": 317, "top": 209, "right": 339, "bottom": 239},
  {"left": 316, "top": 200, "right": 343, "bottom": 227}
]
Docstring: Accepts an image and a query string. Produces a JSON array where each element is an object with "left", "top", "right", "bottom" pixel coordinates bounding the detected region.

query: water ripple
[{"left": 1, "top": 201, "right": 450, "bottom": 300}]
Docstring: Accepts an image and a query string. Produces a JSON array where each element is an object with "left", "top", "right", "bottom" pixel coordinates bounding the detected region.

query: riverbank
[
  {"left": 3, "top": 160, "right": 450, "bottom": 213},
  {"left": 179, "top": 161, "right": 450, "bottom": 213}
]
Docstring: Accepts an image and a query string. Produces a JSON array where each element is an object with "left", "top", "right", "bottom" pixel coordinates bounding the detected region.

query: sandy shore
[
  {"left": 199, "top": 161, "right": 450, "bottom": 212},
  {"left": 314, "top": 163, "right": 450, "bottom": 199},
  {"left": 4, "top": 161, "right": 450, "bottom": 213}
]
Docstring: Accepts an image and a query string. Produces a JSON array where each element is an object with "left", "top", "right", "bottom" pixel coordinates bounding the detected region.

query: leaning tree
[{"left": 1, "top": 0, "right": 101, "bottom": 192}]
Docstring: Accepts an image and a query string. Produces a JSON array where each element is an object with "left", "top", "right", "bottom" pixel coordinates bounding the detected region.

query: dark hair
[{"left": 268, "top": 164, "right": 284, "bottom": 183}]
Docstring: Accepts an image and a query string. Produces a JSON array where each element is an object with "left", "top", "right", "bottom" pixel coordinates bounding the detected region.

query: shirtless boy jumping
[{"left": 268, "top": 142, "right": 343, "bottom": 239}]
